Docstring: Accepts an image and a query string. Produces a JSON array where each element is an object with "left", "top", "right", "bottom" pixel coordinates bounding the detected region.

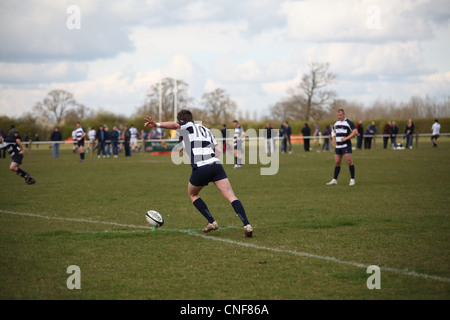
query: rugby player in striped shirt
[
  {"left": 74, "top": 122, "right": 86, "bottom": 162},
  {"left": 0, "top": 135, "right": 36, "bottom": 185},
  {"left": 326, "top": 109, "right": 358, "bottom": 186},
  {"left": 144, "top": 110, "right": 253, "bottom": 238}
]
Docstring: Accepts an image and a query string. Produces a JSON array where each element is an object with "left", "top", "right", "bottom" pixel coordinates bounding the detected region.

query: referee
[{"left": 144, "top": 110, "right": 253, "bottom": 238}]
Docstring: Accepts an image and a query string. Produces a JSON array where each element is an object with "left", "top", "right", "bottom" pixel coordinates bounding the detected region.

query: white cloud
[
  {"left": 0, "top": 62, "right": 89, "bottom": 84},
  {"left": 0, "top": 0, "right": 135, "bottom": 62},
  {"left": 0, "top": 0, "right": 449, "bottom": 120},
  {"left": 302, "top": 41, "right": 433, "bottom": 80},
  {"left": 281, "top": 0, "right": 440, "bottom": 42}
]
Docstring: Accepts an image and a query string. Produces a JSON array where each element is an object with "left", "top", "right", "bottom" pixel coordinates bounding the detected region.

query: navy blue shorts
[
  {"left": 335, "top": 145, "right": 352, "bottom": 155},
  {"left": 77, "top": 139, "right": 85, "bottom": 147},
  {"left": 190, "top": 162, "right": 228, "bottom": 187},
  {"left": 12, "top": 154, "right": 23, "bottom": 165}
]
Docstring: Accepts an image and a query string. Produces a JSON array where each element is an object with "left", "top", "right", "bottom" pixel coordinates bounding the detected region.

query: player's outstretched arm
[{"left": 144, "top": 116, "right": 180, "bottom": 130}]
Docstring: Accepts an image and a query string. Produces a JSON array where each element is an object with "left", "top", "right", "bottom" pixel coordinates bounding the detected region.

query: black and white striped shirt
[
  {"left": 233, "top": 125, "right": 244, "bottom": 147},
  {"left": 333, "top": 118, "right": 356, "bottom": 149},
  {"left": 178, "top": 122, "right": 219, "bottom": 168},
  {"left": 75, "top": 127, "right": 85, "bottom": 141},
  {"left": 0, "top": 138, "right": 21, "bottom": 157}
]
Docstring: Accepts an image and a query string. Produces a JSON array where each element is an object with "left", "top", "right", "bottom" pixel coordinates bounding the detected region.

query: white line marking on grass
[{"left": 1, "top": 209, "right": 449, "bottom": 284}]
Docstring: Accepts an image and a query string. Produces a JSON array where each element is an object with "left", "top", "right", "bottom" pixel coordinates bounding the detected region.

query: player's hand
[
  {"left": 144, "top": 116, "right": 156, "bottom": 127},
  {"left": 19, "top": 150, "right": 24, "bottom": 155}
]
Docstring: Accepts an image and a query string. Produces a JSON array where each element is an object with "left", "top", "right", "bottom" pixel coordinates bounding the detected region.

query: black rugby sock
[
  {"left": 349, "top": 165, "right": 355, "bottom": 179},
  {"left": 334, "top": 166, "right": 341, "bottom": 179},
  {"left": 17, "top": 168, "right": 28, "bottom": 178},
  {"left": 193, "top": 198, "right": 215, "bottom": 224},
  {"left": 232, "top": 200, "right": 250, "bottom": 226}
]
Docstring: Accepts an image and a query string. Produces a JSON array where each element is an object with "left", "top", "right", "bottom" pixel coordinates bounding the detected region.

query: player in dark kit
[{"left": 0, "top": 135, "right": 36, "bottom": 184}]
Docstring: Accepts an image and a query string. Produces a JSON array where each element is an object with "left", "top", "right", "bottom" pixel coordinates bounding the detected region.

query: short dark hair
[{"left": 177, "top": 109, "right": 193, "bottom": 122}]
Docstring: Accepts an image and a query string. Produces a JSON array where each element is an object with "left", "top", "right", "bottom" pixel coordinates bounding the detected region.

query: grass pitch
[{"left": 0, "top": 138, "right": 449, "bottom": 300}]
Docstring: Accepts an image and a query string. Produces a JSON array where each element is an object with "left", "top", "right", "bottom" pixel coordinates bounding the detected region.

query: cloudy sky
[{"left": 0, "top": 0, "right": 449, "bottom": 120}]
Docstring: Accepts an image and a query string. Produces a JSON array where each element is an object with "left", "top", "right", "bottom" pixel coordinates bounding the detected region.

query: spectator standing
[
  {"left": 233, "top": 120, "right": 245, "bottom": 168},
  {"left": 285, "top": 121, "right": 292, "bottom": 154},
  {"left": 96, "top": 125, "right": 106, "bottom": 158},
  {"left": 356, "top": 120, "right": 364, "bottom": 150},
  {"left": 364, "top": 122, "right": 377, "bottom": 149},
  {"left": 313, "top": 123, "right": 320, "bottom": 148},
  {"left": 264, "top": 123, "right": 274, "bottom": 155},
  {"left": 391, "top": 121, "right": 399, "bottom": 148},
  {"left": 383, "top": 121, "right": 392, "bottom": 149},
  {"left": 8, "top": 125, "right": 19, "bottom": 139},
  {"left": 129, "top": 125, "right": 138, "bottom": 152},
  {"left": 23, "top": 133, "right": 29, "bottom": 149},
  {"left": 404, "top": 119, "right": 415, "bottom": 149},
  {"left": 34, "top": 133, "right": 40, "bottom": 148},
  {"left": 279, "top": 122, "right": 286, "bottom": 153},
  {"left": 301, "top": 123, "right": 311, "bottom": 152},
  {"left": 155, "top": 127, "right": 165, "bottom": 139},
  {"left": 322, "top": 125, "right": 332, "bottom": 151},
  {"left": 431, "top": 119, "right": 441, "bottom": 148},
  {"left": 110, "top": 126, "right": 120, "bottom": 157},
  {"left": 123, "top": 125, "right": 131, "bottom": 157},
  {"left": 50, "top": 127, "right": 62, "bottom": 158},
  {"left": 104, "top": 127, "right": 111, "bottom": 157},
  {"left": 87, "top": 127, "right": 96, "bottom": 156},
  {"left": 149, "top": 127, "right": 157, "bottom": 140},
  {"left": 221, "top": 124, "right": 227, "bottom": 153}
]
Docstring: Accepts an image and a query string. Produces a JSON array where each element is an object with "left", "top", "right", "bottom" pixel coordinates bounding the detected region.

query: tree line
[{"left": 1, "top": 61, "right": 448, "bottom": 140}]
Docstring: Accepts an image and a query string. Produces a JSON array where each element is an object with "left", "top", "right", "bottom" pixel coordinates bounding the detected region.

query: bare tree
[
  {"left": 137, "top": 77, "right": 195, "bottom": 121},
  {"left": 34, "top": 89, "right": 78, "bottom": 124},
  {"left": 269, "top": 94, "right": 306, "bottom": 122},
  {"left": 298, "top": 62, "right": 337, "bottom": 121},
  {"left": 201, "top": 88, "right": 237, "bottom": 126}
]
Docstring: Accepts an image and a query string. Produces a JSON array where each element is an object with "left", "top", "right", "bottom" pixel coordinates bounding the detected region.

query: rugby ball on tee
[{"left": 145, "top": 210, "right": 164, "bottom": 227}]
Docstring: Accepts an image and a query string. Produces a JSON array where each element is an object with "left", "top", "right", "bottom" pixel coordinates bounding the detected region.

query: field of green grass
[{"left": 0, "top": 138, "right": 449, "bottom": 301}]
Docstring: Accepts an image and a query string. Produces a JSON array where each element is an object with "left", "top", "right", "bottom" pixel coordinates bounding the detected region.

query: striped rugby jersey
[
  {"left": 333, "top": 118, "right": 356, "bottom": 149},
  {"left": 0, "top": 138, "right": 21, "bottom": 157},
  {"left": 233, "top": 125, "right": 244, "bottom": 147},
  {"left": 129, "top": 127, "right": 138, "bottom": 139},
  {"left": 178, "top": 122, "right": 219, "bottom": 168},
  {"left": 75, "top": 127, "right": 85, "bottom": 141}
]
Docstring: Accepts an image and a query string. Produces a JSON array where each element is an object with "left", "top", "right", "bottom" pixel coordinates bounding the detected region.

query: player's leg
[
  {"left": 345, "top": 153, "right": 355, "bottom": 185},
  {"left": 10, "top": 160, "right": 35, "bottom": 184},
  {"left": 10, "top": 161, "right": 20, "bottom": 175},
  {"left": 214, "top": 178, "right": 252, "bottom": 237},
  {"left": 188, "top": 182, "right": 217, "bottom": 232},
  {"left": 78, "top": 143, "right": 85, "bottom": 162},
  {"left": 326, "top": 154, "right": 342, "bottom": 185},
  {"left": 234, "top": 147, "right": 240, "bottom": 168}
]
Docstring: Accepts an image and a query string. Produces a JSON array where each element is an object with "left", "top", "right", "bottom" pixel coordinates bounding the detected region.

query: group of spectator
[
  {"left": 3, "top": 117, "right": 442, "bottom": 162},
  {"left": 263, "top": 118, "right": 428, "bottom": 153},
  {"left": 356, "top": 119, "right": 415, "bottom": 150}
]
